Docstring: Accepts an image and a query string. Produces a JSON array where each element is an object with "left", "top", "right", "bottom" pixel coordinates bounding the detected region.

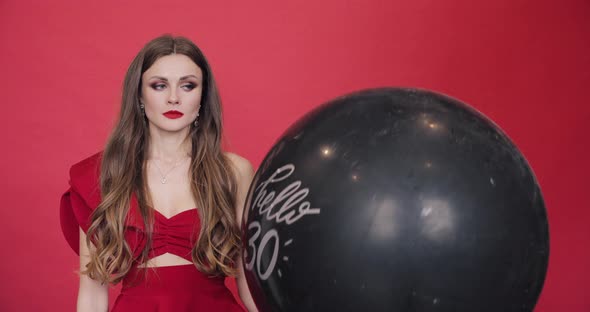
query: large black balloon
[{"left": 242, "top": 88, "right": 549, "bottom": 312}]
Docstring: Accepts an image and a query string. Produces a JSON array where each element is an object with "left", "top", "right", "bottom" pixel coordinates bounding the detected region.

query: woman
[{"left": 60, "top": 35, "right": 258, "bottom": 311}]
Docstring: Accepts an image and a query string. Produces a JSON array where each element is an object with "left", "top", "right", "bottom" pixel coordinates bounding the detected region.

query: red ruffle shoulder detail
[{"left": 59, "top": 152, "right": 103, "bottom": 255}]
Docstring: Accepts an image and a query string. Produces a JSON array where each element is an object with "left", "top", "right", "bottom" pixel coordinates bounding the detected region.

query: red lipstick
[{"left": 163, "top": 110, "right": 184, "bottom": 119}]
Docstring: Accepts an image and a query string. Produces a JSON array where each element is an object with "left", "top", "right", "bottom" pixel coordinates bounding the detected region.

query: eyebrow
[{"left": 148, "top": 75, "right": 200, "bottom": 81}]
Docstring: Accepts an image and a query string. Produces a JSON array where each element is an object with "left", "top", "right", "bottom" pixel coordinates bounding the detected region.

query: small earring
[
  {"left": 140, "top": 104, "right": 145, "bottom": 115},
  {"left": 193, "top": 119, "right": 199, "bottom": 127}
]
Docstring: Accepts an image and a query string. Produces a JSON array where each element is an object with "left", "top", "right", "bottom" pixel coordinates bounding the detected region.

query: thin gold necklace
[{"left": 151, "top": 157, "right": 186, "bottom": 184}]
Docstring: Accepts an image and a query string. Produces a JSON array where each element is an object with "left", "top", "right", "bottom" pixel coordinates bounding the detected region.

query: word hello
[{"left": 251, "top": 164, "right": 321, "bottom": 224}]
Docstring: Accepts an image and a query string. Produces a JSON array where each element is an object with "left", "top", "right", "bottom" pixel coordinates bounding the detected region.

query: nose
[{"left": 167, "top": 89, "right": 179, "bottom": 105}]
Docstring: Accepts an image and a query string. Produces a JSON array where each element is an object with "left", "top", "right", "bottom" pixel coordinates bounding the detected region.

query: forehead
[{"left": 143, "top": 54, "right": 203, "bottom": 79}]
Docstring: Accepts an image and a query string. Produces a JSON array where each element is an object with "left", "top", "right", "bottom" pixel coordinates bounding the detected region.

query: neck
[{"left": 147, "top": 124, "right": 192, "bottom": 162}]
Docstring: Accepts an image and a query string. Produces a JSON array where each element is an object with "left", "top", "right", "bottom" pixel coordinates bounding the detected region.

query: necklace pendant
[{"left": 161, "top": 177, "right": 167, "bottom": 184}]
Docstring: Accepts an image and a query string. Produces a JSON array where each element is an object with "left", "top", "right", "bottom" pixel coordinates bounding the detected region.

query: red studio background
[{"left": 0, "top": 0, "right": 588, "bottom": 311}]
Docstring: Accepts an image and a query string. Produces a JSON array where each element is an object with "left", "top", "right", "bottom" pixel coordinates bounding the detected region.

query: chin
[{"left": 150, "top": 122, "right": 192, "bottom": 133}]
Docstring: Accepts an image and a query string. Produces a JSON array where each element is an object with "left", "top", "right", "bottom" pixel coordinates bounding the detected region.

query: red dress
[{"left": 60, "top": 152, "right": 244, "bottom": 312}]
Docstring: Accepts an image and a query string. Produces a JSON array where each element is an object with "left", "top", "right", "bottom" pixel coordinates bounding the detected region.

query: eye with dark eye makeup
[
  {"left": 150, "top": 83, "right": 166, "bottom": 90},
  {"left": 182, "top": 83, "right": 197, "bottom": 91}
]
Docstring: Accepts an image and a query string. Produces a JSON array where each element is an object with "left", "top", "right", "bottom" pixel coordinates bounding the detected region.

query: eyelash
[
  {"left": 183, "top": 83, "right": 196, "bottom": 91},
  {"left": 150, "top": 83, "right": 197, "bottom": 91}
]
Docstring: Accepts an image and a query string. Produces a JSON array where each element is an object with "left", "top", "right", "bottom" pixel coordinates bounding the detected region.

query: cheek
[
  {"left": 186, "top": 90, "right": 203, "bottom": 110},
  {"left": 142, "top": 89, "right": 164, "bottom": 108}
]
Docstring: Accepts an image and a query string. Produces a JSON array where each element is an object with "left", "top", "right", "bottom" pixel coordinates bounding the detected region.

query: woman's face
[{"left": 140, "top": 54, "right": 203, "bottom": 133}]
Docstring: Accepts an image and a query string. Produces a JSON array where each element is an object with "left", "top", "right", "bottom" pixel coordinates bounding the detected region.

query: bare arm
[
  {"left": 228, "top": 153, "right": 259, "bottom": 312},
  {"left": 77, "top": 228, "right": 109, "bottom": 312}
]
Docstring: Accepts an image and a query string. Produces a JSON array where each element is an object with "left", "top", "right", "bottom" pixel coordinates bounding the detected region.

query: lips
[{"left": 163, "top": 110, "right": 184, "bottom": 119}]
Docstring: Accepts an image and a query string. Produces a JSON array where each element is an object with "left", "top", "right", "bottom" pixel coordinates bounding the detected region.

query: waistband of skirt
[{"left": 121, "top": 264, "right": 227, "bottom": 296}]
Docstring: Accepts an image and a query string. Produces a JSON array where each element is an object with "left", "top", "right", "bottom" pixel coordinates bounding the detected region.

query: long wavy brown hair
[{"left": 82, "top": 35, "right": 240, "bottom": 284}]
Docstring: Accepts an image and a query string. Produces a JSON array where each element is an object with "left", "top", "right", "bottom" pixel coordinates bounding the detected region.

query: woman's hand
[{"left": 77, "top": 228, "right": 109, "bottom": 312}]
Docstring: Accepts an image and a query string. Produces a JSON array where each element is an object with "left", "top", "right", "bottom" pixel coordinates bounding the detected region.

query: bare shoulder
[
  {"left": 224, "top": 152, "right": 255, "bottom": 180},
  {"left": 224, "top": 152, "right": 255, "bottom": 219}
]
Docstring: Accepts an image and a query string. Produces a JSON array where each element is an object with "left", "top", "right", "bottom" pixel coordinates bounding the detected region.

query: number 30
[{"left": 245, "top": 221, "right": 279, "bottom": 280}]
